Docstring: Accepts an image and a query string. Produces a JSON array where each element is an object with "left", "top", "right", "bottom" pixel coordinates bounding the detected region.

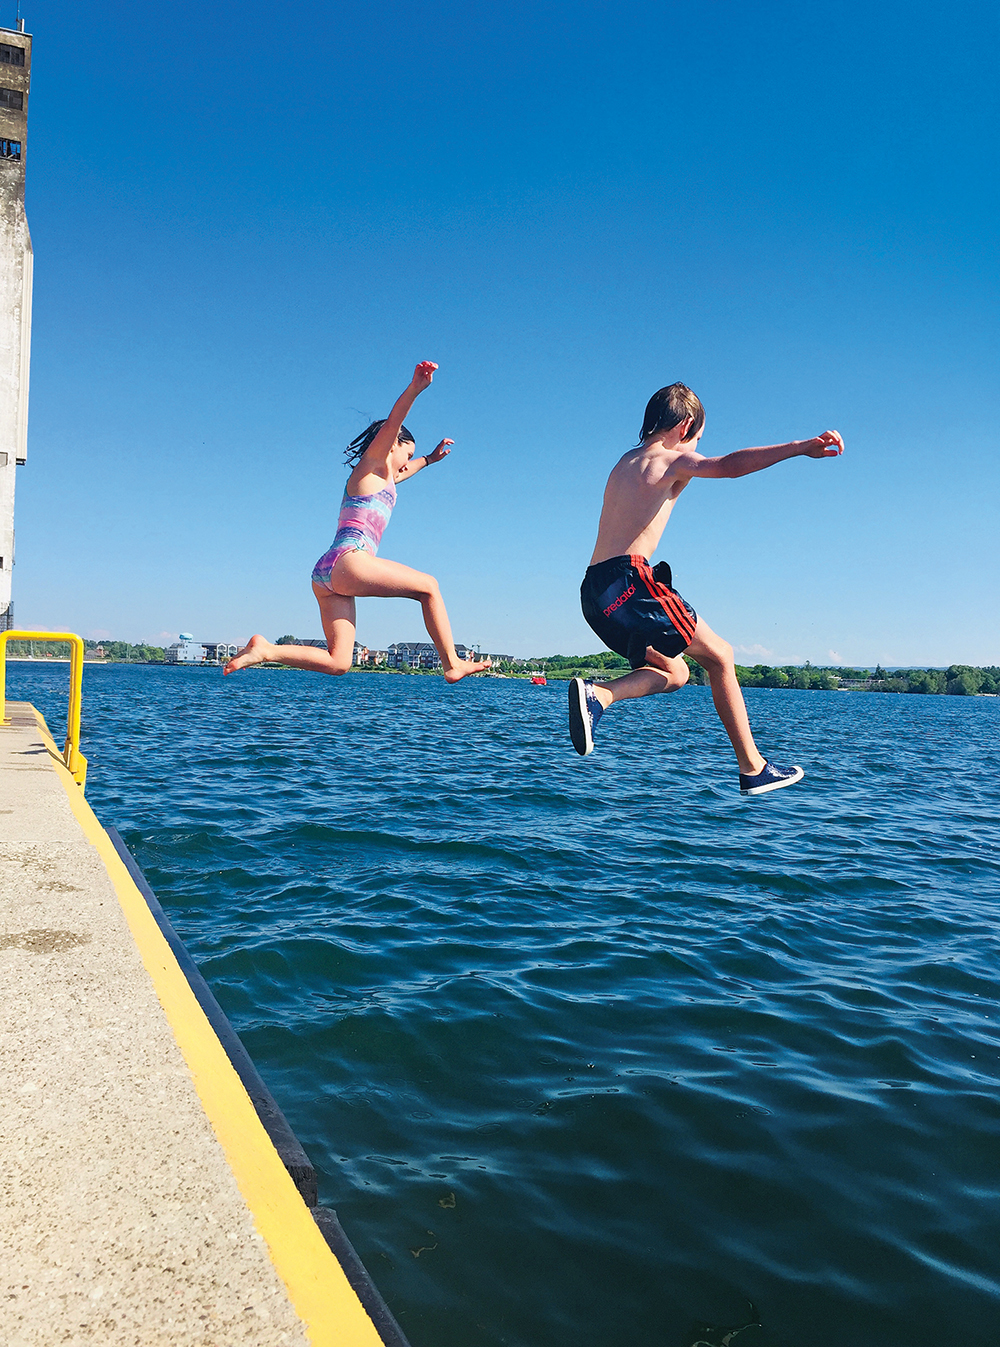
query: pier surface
[{"left": 0, "top": 702, "right": 386, "bottom": 1346}]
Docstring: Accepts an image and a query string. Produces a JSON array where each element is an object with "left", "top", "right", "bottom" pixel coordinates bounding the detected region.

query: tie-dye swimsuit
[{"left": 312, "top": 478, "right": 397, "bottom": 590}]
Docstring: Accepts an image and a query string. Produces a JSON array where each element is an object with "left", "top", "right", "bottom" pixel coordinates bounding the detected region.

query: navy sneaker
[
  {"left": 739, "top": 760, "right": 805, "bottom": 796},
  {"left": 568, "top": 677, "right": 604, "bottom": 756}
]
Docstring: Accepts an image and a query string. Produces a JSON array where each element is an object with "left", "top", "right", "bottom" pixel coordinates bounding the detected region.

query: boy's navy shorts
[{"left": 580, "top": 554, "right": 698, "bottom": 668}]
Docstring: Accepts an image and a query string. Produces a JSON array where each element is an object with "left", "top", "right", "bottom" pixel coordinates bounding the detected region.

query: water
[{"left": 9, "top": 661, "right": 1000, "bottom": 1347}]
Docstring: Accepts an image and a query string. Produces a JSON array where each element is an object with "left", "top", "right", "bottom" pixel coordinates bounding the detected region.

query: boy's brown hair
[{"left": 637, "top": 383, "right": 705, "bottom": 446}]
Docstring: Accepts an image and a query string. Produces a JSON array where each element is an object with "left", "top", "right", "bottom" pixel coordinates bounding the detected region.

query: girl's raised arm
[
  {"left": 396, "top": 438, "right": 453, "bottom": 484},
  {"left": 364, "top": 361, "right": 438, "bottom": 467}
]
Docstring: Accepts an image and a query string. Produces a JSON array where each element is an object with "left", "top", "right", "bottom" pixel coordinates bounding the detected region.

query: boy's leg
[
  {"left": 568, "top": 650, "right": 688, "bottom": 756},
  {"left": 324, "top": 553, "right": 490, "bottom": 682},
  {"left": 590, "top": 650, "right": 689, "bottom": 708},
  {"left": 683, "top": 617, "right": 766, "bottom": 776}
]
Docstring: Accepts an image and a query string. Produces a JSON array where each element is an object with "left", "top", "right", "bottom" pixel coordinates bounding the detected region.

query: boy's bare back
[{"left": 590, "top": 419, "right": 843, "bottom": 566}]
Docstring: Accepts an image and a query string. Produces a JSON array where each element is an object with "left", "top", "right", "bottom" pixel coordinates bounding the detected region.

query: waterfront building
[
  {"left": 0, "top": 21, "right": 31, "bottom": 631},
  {"left": 276, "top": 636, "right": 326, "bottom": 652},
  {"left": 165, "top": 634, "right": 207, "bottom": 664},
  {"left": 383, "top": 642, "right": 512, "bottom": 670},
  {"left": 354, "top": 646, "right": 387, "bottom": 666},
  {"left": 386, "top": 641, "right": 441, "bottom": 669},
  {"left": 385, "top": 642, "right": 419, "bottom": 669},
  {"left": 202, "top": 641, "right": 239, "bottom": 664},
  {"left": 455, "top": 645, "right": 516, "bottom": 665}
]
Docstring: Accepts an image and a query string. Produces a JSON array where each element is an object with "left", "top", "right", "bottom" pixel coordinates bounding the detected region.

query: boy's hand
[
  {"left": 804, "top": 430, "right": 844, "bottom": 458},
  {"left": 411, "top": 361, "right": 438, "bottom": 392},
  {"left": 426, "top": 439, "right": 453, "bottom": 464}
]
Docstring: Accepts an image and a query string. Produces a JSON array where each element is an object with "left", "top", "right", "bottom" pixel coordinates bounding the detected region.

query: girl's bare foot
[
  {"left": 443, "top": 657, "right": 492, "bottom": 683},
  {"left": 224, "top": 634, "right": 274, "bottom": 674}
]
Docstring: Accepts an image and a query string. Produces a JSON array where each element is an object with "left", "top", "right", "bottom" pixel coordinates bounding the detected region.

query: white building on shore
[
  {"left": 165, "top": 634, "right": 206, "bottom": 664},
  {"left": 164, "top": 636, "right": 241, "bottom": 664}
]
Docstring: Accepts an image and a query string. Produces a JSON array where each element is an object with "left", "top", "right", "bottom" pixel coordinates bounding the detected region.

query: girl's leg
[
  {"left": 224, "top": 588, "right": 357, "bottom": 675},
  {"left": 684, "top": 617, "right": 766, "bottom": 775},
  {"left": 330, "top": 552, "right": 490, "bottom": 682}
]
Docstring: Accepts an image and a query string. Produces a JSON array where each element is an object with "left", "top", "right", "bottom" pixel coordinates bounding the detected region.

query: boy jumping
[{"left": 570, "top": 383, "right": 843, "bottom": 795}]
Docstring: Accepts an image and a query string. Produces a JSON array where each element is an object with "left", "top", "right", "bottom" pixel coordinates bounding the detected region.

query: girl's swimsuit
[{"left": 312, "top": 479, "right": 397, "bottom": 590}]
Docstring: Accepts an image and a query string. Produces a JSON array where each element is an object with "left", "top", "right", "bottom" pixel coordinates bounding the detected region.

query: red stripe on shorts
[{"left": 632, "top": 556, "right": 697, "bottom": 646}]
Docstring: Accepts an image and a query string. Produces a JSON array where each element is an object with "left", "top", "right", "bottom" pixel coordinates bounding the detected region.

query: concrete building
[{"left": 0, "top": 23, "right": 31, "bottom": 631}]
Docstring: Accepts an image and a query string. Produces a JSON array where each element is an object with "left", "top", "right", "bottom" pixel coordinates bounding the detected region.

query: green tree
[
  {"left": 813, "top": 671, "right": 839, "bottom": 690},
  {"left": 683, "top": 656, "right": 708, "bottom": 685},
  {"left": 275, "top": 635, "right": 297, "bottom": 645},
  {"left": 946, "top": 666, "right": 983, "bottom": 695},
  {"left": 6, "top": 639, "right": 71, "bottom": 658},
  {"left": 907, "top": 669, "right": 945, "bottom": 695}
]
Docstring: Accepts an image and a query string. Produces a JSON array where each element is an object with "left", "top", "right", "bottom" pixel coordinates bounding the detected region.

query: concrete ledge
[{"left": 0, "top": 702, "right": 395, "bottom": 1346}]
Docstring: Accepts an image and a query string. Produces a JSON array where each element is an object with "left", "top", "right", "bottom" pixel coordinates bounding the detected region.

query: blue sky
[{"left": 11, "top": 0, "right": 999, "bottom": 663}]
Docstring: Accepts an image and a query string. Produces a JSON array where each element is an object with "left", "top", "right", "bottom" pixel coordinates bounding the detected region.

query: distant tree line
[
  {"left": 82, "top": 640, "right": 166, "bottom": 662},
  {"left": 3, "top": 639, "right": 74, "bottom": 658},
  {"left": 8, "top": 639, "right": 192, "bottom": 662},
  {"left": 530, "top": 652, "right": 631, "bottom": 678},
  {"left": 6, "top": 639, "right": 167, "bottom": 662},
  {"left": 731, "top": 661, "right": 1000, "bottom": 695},
  {"left": 529, "top": 654, "right": 999, "bottom": 695}
]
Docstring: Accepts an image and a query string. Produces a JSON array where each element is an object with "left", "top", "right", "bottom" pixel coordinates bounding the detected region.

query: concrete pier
[{"left": 0, "top": 701, "right": 394, "bottom": 1346}]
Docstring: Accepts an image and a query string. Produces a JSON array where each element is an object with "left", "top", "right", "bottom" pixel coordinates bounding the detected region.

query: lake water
[{"left": 9, "top": 661, "right": 1000, "bottom": 1347}]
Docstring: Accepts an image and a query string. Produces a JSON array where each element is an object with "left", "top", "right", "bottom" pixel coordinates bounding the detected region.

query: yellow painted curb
[{"left": 31, "top": 707, "right": 386, "bottom": 1347}]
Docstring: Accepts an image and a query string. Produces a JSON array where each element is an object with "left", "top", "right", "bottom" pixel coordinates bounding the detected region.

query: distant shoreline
[{"left": 7, "top": 657, "right": 997, "bottom": 697}]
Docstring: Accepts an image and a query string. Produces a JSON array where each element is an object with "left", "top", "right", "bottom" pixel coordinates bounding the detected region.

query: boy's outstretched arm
[
  {"left": 366, "top": 361, "right": 439, "bottom": 466},
  {"left": 396, "top": 439, "right": 453, "bottom": 483},
  {"left": 680, "top": 430, "right": 844, "bottom": 480}
]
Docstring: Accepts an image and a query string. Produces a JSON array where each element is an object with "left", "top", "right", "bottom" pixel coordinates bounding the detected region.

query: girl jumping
[{"left": 225, "top": 361, "right": 491, "bottom": 681}]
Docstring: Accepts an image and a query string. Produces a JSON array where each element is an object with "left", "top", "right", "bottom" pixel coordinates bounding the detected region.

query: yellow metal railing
[{"left": 0, "top": 630, "right": 88, "bottom": 789}]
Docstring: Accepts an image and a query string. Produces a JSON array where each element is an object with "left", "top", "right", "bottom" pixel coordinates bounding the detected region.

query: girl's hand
[
  {"left": 410, "top": 361, "right": 438, "bottom": 393},
  {"left": 427, "top": 438, "right": 453, "bottom": 464}
]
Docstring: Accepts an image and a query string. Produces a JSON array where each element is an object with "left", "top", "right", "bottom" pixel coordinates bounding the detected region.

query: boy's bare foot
[
  {"left": 224, "top": 635, "right": 274, "bottom": 674},
  {"left": 443, "top": 657, "right": 492, "bottom": 683}
]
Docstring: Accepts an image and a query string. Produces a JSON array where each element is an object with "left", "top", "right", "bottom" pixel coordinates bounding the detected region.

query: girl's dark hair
[
  {"left": 637, "top": 383, "right": 705, "bottom": 446},
  {"left": 344, "top": 419, "right": 415, "bottom": 467}
]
